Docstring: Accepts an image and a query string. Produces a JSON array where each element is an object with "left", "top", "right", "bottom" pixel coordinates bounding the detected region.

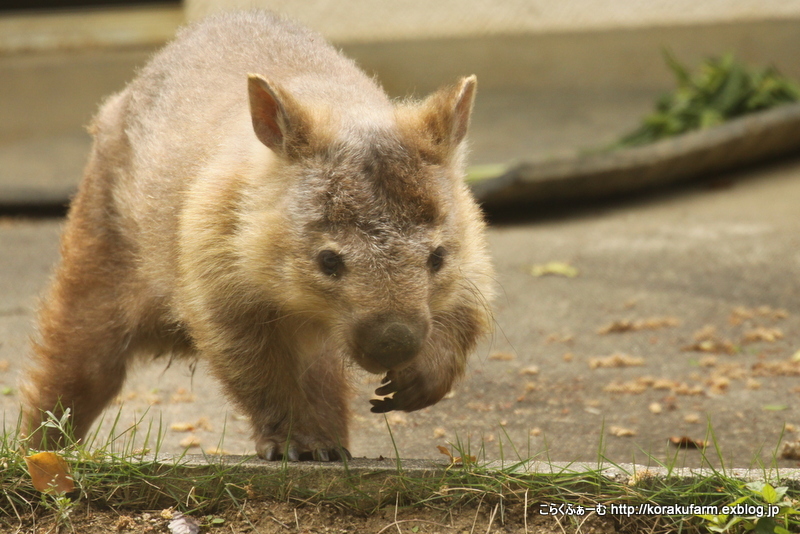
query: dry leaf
[
  {"left": 672, "top": 383, "right": 705, "bottom": 396},
  {"left": 545, "top": 333, "right": 574, "bottom": 344},
  {"left": 588, "top": 353, "right": 645, "bottom": 369},
  {"left": 781, "top": 440, "right": 800, "bottom": 460},
  {"left": 682, "top": 339, "right": 736, "bottom": 355},
  {"left": 752, "top": 359, "right": 800, "bottom": 377},
  {"left": 597, "top": 317, "right": 680, "bottom": 335},
  {"left": 437, "top": 445, "right": 476, "bottom": 466},
  {"left": 745, "top": 378, "right": 761, "bottom": 390},
  {"left": 609, "top": 426, "right": 636, "bottom": 437},
  {"left": 602, "top": 377, "right": 651, "bottom": 394},
  {"left": 741, "top": 327, "right": 784, "bottom": 343},
  {"left": 652, "top": 378, "right": 678, "bottom": 390},
  {"left": 25, "top": 451, "right": 74, "bottom": 494},
  {"left": 115, "top": 516, "right": 136, "bottom": 530},
  {"left": 683, "top": 413, "right": 701, "bottom": 424},
  {"left": 530, "top": 262, "right": 579, "bottom": 278},
  {"left": 706, "top": 376, "right": 730, "bottom": 395},
  {"left": 179, "top": 435, "right": 201, "bottom": 449},
  {"left": 170, "top": 422, "right": 195, "bottom": 432},
  {"left": 489, "top": 351, "right": 515, "bottom": 361},
  {"left": 669, "top": 436, "right": 708, "bottom": 449},
  {"left": 387, "top": 412, "right": 408, "bottom": 425},
  {"left": 729, "top": 305, "right": 788, "bottom": 325}
]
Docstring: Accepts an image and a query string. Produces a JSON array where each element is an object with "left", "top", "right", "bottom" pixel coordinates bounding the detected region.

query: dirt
[{"left": 7, "top": 500, "right": 637, "bottom": 534}]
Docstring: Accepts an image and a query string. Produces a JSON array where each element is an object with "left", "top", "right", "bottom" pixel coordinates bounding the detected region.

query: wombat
[{"left": 21, "top": 10, "right": 494, "bottom": 461}]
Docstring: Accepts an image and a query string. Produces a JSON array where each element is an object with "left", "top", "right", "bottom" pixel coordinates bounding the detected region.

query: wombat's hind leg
[{"left": 21, "top": 214, "right": 134, "bottom": 449}]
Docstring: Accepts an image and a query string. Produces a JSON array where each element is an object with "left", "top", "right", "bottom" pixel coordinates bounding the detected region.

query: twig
[
  {"left": 394, "top": 492, "right": 401, "bottom": 534},
  {"left": 524, "top": 489, "right": 529, "bottom": 534},
  {"left": 270, "top": 516, "right": 290, "bottom": 529},
  {"left": 485, "top": 503, "right": 499, "bottom": 534},
  {"left": 470, "top": 494, "right": 485, "bottom": 534}
]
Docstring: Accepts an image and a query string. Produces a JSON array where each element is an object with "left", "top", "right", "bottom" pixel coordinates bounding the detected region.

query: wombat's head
[{"left": 240, "top": 74, "right": 494, "bottom": 378}]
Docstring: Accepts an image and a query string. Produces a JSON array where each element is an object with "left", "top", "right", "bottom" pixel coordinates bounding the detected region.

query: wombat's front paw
[
  {"left": 256, "top": 437, "right": 352, "bottom": 462},
  {"left": 370, "top": 367, "right": 449, "bottom": 413}
]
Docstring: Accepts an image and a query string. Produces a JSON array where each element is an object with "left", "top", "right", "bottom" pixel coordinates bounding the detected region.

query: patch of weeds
[
  {"left": 615, "top": 51, "right": 800, "bottom": 148},
  {"left": 2, "top": 414, "right": 800, "bottom": 533}
]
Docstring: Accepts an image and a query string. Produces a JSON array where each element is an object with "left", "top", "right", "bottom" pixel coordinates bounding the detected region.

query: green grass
[{"left": 2, "top": 411, "right": 800, "bottom": 533}]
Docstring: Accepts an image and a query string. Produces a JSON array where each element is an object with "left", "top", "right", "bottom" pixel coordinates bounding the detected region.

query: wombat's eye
[
  {"left": 317, "top": 250, "right": 344, "bottom": 277},
  {"left": 428, "top": 246, "right": 446, "bottom": 273}
]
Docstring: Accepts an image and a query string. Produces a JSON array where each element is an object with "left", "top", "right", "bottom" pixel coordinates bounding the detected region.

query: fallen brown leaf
[
  {"left": 518, "top": 365, "right": 540, "bottom": 375},
  {"left": 729, "top": 305, "right": 789, "bottom": 325},
  {"left": 25, "top": 451, "right": 74, "bottom": 494},
  {"left": 437, "top": 445, "right": 476, "bottom": 466},
  {"left": 597, "top": 317, "right": 680, "bottom": 335},
  {"left": 610, "top": 426, "right": 636, "bottom": 437},
  {"left": 588, "top": 353, "right": 645, "bottom": 369},
  {"left": 752, "top": 359, "right": 800, "bottom": 377},
  {"left": 741, "top": 327, "right": 784, "bottom": 344},
  {"left": 781, "top": 440, "right": 800, "bottom": 460},
  {"left": 669, "top": 436, "right": 708, "bottom": 449}
]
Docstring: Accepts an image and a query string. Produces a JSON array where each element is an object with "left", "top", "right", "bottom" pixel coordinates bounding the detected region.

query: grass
[{"left": 2, "top": 411, "right": 800, "bottom": 533}]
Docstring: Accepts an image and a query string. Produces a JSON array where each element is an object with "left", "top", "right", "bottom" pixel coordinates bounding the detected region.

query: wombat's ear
[
  {"left": 413, "top": 75, "right": 477, "bottom": 158},
  {"left": 248, "top": 73, "right": 310, "bottom": 157}
]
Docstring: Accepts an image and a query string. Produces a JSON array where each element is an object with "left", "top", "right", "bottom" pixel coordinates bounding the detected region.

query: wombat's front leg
[
  {"left": 369, "top": 359, "right": 459, "bottom": 414},
  {"left": 370, "top": 307, "right": 486, "bottom": 414},
  {"left": 207, "top": 344, "right": 352, "bottom": 461}
]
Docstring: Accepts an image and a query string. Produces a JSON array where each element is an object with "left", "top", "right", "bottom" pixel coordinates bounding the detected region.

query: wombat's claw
[
  {"left": 370, "top": 397, "right": 395, "bottom": 413},
  {"left": 259, "top": 442, "right": 300, "bottom": 461},
  {"left": 258, "top": 442, "right": 351, "bottom": 462},
  {"left": 313, "top": 447, "right": 352, "bottom": 461},
  {"left": 375, "top": 380, "right": 398, "bottom": 397}
]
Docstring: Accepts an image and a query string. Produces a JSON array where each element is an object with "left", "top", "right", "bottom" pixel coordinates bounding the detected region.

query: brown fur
[{"left": 20, "top": 10, "right": 494, "bottom": 461}]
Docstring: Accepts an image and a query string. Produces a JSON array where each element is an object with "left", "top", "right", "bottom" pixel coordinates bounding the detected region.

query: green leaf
[{"left": 761, "top": 483, "right": 778, "bottom": 504}]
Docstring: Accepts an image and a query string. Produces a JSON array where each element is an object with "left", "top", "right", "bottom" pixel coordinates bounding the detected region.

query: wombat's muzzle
[{"left": 355, "top": 313, "right": 429, "bottom": 370}]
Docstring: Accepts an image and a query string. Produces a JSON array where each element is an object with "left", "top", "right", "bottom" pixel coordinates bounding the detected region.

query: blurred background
[{"left": 3, "top": 0, "right": 800, "bottom": 204}]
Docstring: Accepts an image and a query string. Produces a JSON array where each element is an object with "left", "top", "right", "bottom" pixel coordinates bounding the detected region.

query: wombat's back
[{"left": 118, "top": 10, "right": 390, "bottom": 182}]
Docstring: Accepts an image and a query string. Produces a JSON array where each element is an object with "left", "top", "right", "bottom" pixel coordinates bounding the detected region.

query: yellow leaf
[
  {"left": 530, "top": 262, "right": 579, "bottom": 278},
  {"left": 24, "top": 451, "right": 74, "bottom": 494}
]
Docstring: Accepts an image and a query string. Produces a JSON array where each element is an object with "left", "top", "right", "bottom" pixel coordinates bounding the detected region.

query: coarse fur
[{"left": 21, "top": 10, "right": 494, "bottom": 461}]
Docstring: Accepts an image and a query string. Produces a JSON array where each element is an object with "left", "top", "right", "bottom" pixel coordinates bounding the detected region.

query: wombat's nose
[{"left": 356, "top": 314, "right": 428, "bottom": 370}]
